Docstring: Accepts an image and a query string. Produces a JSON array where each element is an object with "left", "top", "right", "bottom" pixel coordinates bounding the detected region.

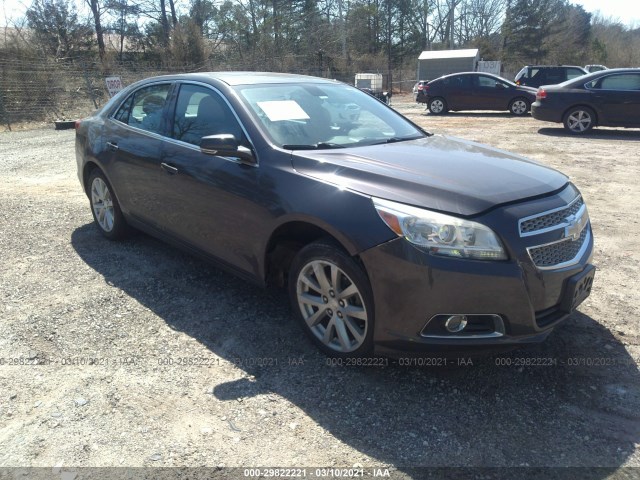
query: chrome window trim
[
  {"left": 162, "top": 135, "right": 257, "bottom": 167},
  {"left": 527, "top": 225, "right": 591, "bottom": 271},
  {"left": 107, "top": 118, "right": 168, "bottom": 143},
  {"left": 518, "top": 195, "right": 583, "bottom": 237}
]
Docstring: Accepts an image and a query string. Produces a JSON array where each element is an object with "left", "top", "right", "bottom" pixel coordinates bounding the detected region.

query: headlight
[{"left": 373, "top": 197, "right": 507, "bottom": 260}]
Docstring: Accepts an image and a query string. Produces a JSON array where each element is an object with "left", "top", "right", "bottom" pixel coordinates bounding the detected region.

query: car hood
[{"left": 291, "top": 135, "right": 567, "bottom": 217}]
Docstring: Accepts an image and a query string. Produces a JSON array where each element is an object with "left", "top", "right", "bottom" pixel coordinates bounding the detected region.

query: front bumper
[{"left": 359, "top": 186, "right": 594, "bottom": 355}]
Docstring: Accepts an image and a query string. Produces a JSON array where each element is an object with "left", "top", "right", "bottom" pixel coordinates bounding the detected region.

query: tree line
[{"left": 2, "top": 0, "right": 639, "bottom": 78}]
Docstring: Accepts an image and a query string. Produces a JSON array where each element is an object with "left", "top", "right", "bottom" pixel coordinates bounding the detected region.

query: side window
[
  {"left": 599, "top": 74, "right": 640, "bottom": 91},
  {"left": 172, "top": 84, "right": 244, "bottom": 146},
  {"left": 545, "top": 69, "right": 564, "bottom": 84},
  {"left": 451, "top": 76, "right": 471, "bottom": 89},
  {"left": 477, "top": 76, "right": 497, "bottom": 88},
  {"left": 124, "top": 84, "right": 171, "bottom": 134},
  {"left": 113, "top": 95, "right": 133, "bottom": 123},
  {"left": 566, "top": 68, "right": 585, "bottom": 80},
  {"left": 529, "top": 68, "right": 541, "bottom": 81}
]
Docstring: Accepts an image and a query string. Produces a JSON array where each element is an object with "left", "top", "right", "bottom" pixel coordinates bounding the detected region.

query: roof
[
  {"left": 189, "top": 72, "right": 339, "bottom": 86},
  {"left": 418, "top": 49, "right": 479, "bottom": 60}
]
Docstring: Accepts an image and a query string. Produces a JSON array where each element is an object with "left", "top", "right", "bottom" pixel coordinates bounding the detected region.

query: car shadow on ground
[
  {"left": 537, "top": 127, "right": 640, "bottom": 141},
  {"left": 71, "top": 223, "right": 640, "bottom": 474}
]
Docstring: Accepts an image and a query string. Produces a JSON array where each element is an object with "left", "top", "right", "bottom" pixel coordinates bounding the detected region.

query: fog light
[{"left": 445, "top": 315, "right": 468, "bottom": 333}]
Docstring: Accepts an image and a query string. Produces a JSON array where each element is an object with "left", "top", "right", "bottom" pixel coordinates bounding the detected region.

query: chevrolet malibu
[{"left": 75, "top": 73, "right": 595, "bottom": 358}]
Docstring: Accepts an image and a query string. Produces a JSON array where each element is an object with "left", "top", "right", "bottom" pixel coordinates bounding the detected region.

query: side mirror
[
  {"left": 495, "top": 83, "right": 507, "bottom": 89},
  {"left": 200, "top": 134, "right": 256, "bottom": 165}
]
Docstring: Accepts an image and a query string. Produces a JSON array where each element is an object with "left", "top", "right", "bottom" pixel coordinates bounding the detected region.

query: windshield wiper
[
  {"left": 366, "top": 135, "right": 424, "bottom": 146},
  {"left": 282, "top": 142, "right": 345, "bottom": 150}
]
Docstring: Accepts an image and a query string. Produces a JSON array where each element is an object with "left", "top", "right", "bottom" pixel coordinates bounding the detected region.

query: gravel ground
[{"left": 0, "top": 96, "right": 639, "bottom": 479}]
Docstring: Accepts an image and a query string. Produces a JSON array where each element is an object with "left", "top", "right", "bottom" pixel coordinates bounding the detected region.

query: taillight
[
  {"left": 536, "top": 88, "right": 547, "bottom": 100},
  {"left": 418, "top": 85, "right": 424, "bottom": 91},
  {"left": 75, "top": 119, "right": 82, "bottom": 130}
]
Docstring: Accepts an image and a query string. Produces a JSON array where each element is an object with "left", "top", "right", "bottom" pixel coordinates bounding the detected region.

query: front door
[{"left": 156, "top": 83, "right": 266, "bottom": 274}]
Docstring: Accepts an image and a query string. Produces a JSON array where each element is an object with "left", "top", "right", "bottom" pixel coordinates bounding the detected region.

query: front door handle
[
  {"left": 161, "top": 162, "right": 179, "bottom": 175},
  {"left": 106, "top": 141, "right": 119, "bottom": 151}
]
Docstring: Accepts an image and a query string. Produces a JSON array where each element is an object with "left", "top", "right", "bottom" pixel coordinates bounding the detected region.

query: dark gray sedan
[
  {"left": 418, "top": 72, "right": 537, "bottom": 116},
  {"left": 531, "top": 68, "right": 640, "bottom": 133},
  {"left": 76, "top": 72, "right": 595, "bottom": 358}
]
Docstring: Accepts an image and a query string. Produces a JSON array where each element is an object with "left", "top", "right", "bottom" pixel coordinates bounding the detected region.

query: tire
[
  {"left": 288, "top": 241, "right": 375, "bottom": 358},
  {"left": 428, "top": 97, "right": 447, "bottom": 114},
  {"left": 509, "top": 97, "right": 530, "bottom": 116},
  {"left": 563, "top": 106, "right": 595, "bottom": 134},
  {"left": 88, "top": 169, "right": 129, "bottom": 240}
]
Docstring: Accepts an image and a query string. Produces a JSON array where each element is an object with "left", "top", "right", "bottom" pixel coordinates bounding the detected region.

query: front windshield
[{"left": 235, "top": 82, "right": 425, "bottom": 149}]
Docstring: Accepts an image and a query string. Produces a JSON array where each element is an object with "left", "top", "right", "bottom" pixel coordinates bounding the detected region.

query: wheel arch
[
  {"left": 263, "top": 218, "right": 362, "bottom": 287},
  {"left": 82, "top": 161, "right": 100, "bottom": 196}
]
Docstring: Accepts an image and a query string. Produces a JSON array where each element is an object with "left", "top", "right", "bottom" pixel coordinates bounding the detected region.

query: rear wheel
[
  {"left": 428, "top": 97, "right": 447, "bottom": 114},
  {"left": 288, "top": 241, "right": 374, "bottom": 358},
  {"left": 88, "top": 169, "right": 129, "bottom": 240},
  {"left": 509, "top": 98, "right": 530, "bottom": 116},
  {"left": 563, "top": 107, "right": 595, "bottom": 134}
]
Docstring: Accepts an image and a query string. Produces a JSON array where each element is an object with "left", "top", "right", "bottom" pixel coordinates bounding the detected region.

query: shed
[{"left": 417, "top": 49, "right": 479, "bottom": 81}]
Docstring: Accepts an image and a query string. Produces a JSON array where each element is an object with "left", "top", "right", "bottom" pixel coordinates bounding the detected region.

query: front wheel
[
  {"left": 288, "top": 242, "right": 375, "bottom": 358},
  {"left": 563, "top": 107, "right": 595, "bottom": 134},
  {"left": 88, "top": 169, "right": 129, "bottom": 240},
  {"left": 428, "top": 97, "right": 447, "bottom": 114},
  {"left": 509, "top": 98, "right": 530, "bottom": 116}
]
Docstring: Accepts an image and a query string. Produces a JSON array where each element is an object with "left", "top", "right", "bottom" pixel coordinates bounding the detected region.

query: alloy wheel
[
  {"left": 566, "top": 110, "right": 593, "bottom": 133},
  {"left": 296, "top": 260, "right": 368, "bottom": 353},
  {"left": 429, "top": 99, "right": 445, "bottom": 114},
  {"left": 511, "top": 99, "right": 528, "bottom": 115},
  {"left": 91, "top": 177, "right": 115, "bottom": 232}
]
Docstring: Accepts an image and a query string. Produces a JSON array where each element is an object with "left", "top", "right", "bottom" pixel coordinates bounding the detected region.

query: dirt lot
[{"left": 1, "top": 95, "right": 639, "bottom": 478}]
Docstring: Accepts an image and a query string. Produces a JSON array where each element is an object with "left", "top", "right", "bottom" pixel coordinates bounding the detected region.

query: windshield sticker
[{"left": 257, "top": 100, "right": 310, "bottom": 121}]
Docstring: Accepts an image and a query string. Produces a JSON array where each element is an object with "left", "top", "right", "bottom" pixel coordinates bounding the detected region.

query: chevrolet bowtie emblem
[{"left": 564, "top": 210, "right": 588, "bottom": 241}]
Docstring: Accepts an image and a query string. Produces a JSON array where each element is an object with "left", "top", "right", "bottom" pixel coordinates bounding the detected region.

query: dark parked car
[
  {"left": 418, "top": 72, "right": 536, "bottom": 115},
  {"left": 76, "top": 72, "right": 595, "bottom": 358},
  {"left": 514, "top": 65, "right": 587, "bottom": 88},
  {"left": 531, "top": 68, "right": 640, "bottom": 134}
]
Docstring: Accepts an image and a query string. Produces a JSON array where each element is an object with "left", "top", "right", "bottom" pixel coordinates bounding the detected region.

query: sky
[{"left": 1, "top": 0, "right": 639, "bottom": 29}]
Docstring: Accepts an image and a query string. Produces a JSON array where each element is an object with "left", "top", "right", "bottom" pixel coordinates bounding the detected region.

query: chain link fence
[
  {"left": 0, "top": 58, "right": 202, "bottom": 129},
  {"left": 0, "top": 57, "right": 413, "bottom": 130}
]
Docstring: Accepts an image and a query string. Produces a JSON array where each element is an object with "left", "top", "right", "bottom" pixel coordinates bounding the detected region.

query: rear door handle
[
  {"left": 106, "top": 141, "right": 118, "bottom": 151},
  {"left": 161, "top": 162, "right": 179, "bottom": 175}
]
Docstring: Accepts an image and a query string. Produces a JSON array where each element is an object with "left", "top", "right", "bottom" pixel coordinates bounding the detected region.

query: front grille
[
  {"left": 528, "top": 227, "right": 589, "bottom": 268},
  {"left": 520, "top": 197, "right": 584, "bottom": 235}
]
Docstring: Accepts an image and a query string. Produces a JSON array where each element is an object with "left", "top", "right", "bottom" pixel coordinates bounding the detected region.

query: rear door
[
  {"left": 444, "top": 75, "right": 473, "bottom": 109},
  {"left": 107, "top": 82, "right": 174, "bottom": 224},
  {"left": 587, "top": 73, "right": 640, "bottom": 125}
]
